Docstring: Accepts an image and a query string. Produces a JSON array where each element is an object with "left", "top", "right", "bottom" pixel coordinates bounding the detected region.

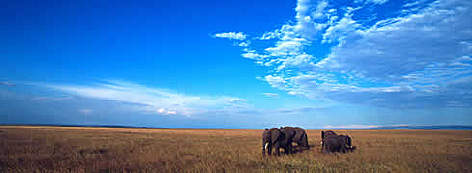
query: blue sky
[{"left": 1, "top": 0, "right": 471, "bottom": 129}]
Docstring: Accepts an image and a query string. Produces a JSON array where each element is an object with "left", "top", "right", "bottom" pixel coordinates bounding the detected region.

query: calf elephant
[
  {"left": 262, "top": 128, "right": 292, "bottom": 156},
  {"left": 281, "top": 127, "right": 309, "bottom": 151},
  {"left": 322, "top": 135, "right": 354, "bottom": 153}
]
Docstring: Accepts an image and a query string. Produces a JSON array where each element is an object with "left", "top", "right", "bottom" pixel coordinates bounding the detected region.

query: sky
[{"left": 1, "top": 0, "right": 471, "bottom": 129}]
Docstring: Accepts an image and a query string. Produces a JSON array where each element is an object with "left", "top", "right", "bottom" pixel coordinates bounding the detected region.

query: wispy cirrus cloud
[
  {"left": 40, "top": 80, "right": 250, "bottom": 116},
  {"left": 262, "top": 93, "right": 279, "bottom": 98},
  {"left": 213, "top": 32, "right": 247, "bottom": 40},
  {"left": 78, "top": 108, "right": 93, "bottom": 115},
  {"left": 214, "top": 0, "right": 472, "bottom": 108},
  {"left": 364, "top": 0, "right": 389, "bottom": 5},
  {"left": 32, "top": 96, "right": 72, "bottom": 101}
]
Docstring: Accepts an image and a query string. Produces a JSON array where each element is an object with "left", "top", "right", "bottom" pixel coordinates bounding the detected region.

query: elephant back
[{"left": 269, "top": 128, "right": 283, "bottom": 143}]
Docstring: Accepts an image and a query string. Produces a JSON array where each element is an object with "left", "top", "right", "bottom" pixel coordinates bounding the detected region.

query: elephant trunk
[
  {"left": 262, "top": 142, "right": 266, "bottom": 157},
  {"left": 262, "top": 142, "right": 270, "bottom": 157}
]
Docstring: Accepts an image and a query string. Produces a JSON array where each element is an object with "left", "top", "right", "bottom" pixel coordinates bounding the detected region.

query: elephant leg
[
  {"left": 300, "top": 140, "right": 309, "bottom": 150},
  {"left": 274, "top": 143, "right": 281, "bottom": 156},
  {"left": 329, "top": 145, "right": 335, "bottom": 153},
  {"left": 322, "top": 145, "right": 329, "bottom": 153},
  {"left": 342, "top": 146, "right": 349, "bottom": 153},
  {"left": 285, "top": 145, "right": 291, "bottom": 154},
  {"left": 296, "top": 142, "right": 302, "bottom": 151}
]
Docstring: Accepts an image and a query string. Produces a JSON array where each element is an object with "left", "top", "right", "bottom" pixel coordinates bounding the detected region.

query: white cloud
[
  {"left": 365, "top": 0, "right": 389, "bottom": 5},
  {"left": 157, "top": 108, "right": 176, "bottom": 115},
  {"left": 313, "top": 1, "right": 328, "bottom": 19},
  {"left": 78, "top": 109, "right": 93, "bottom": 115},
  {"left": 259, "top": 31, "right": 280, "bottom": 40},
  {"left": 403, "top": 0, "right": 425, "bottom": 8},
  {"left": 241, "top": 52, "right": 259, "bottom": 59},
  {"left": 214, "top": 32, "right": 247, "bottom": 40},
  {"left": 265, "top": 38, "right": 307, "bottom": 57},
  {"left": 262, "top": 93, "right": 279, "bottom": 98},
  {"left": 305, "top": 1, "right": 471, "bottom": 107},
  {"left": 264, "top": 75, "right": 286, "bottom": 89},
  {"left": 238, "top": 41, "right": 250, "bottom": 47},
  {"left": 42, "top": 80, "right": 249, "bottom": 116},
  {"left": 317, "top": 0, "right": 472, "bottom": 96},
  {"left": 241, "top": 52, "right": 268, "bottom": 60},
  {"left": 216, "top": 0, "right": 472, "bottom": 108},
  {"left": 32, "top": 96, "right": 72, "bottom": 101},
  {"left": 322, "top": 14, "right": 360, "bottom": 43}
]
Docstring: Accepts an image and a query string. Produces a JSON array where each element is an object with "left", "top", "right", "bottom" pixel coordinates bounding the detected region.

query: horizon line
[{"left": 1, "top": 124, "right": 472, "bottom": 130}]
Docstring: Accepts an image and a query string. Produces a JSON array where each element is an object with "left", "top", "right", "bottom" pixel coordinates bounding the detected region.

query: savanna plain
[{"left": 0, "top": 126, "right": 471, "bottom": 172}]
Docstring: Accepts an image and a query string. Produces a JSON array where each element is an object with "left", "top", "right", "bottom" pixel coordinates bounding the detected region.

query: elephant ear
[
  {"left": 271, "top": 129, "right": 282, "bottom": 143},
  {"left": 346, "top": 136, "right": 352, "bottom": 146}
]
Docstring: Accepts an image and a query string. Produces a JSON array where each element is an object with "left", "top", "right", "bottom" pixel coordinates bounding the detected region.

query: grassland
[{"left": 0, "top": 126, "right": 471, "bottom": 172}]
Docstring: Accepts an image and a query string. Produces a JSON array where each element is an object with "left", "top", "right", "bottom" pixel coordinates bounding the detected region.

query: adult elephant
[
  {"left": 322, "top": 135, "right": 354, "bottom": 153},
  {"left": 262, "top": 128, "right": 292, "bottom": 156},
  {"left": 321, "top": 130, "right": 338, "bottom": 151},
  {"left": 280, "top": 127, "right": 309, "bottom": 151},
  {"left": 321, "top": 130, "right": 338, "bottom": 140}
]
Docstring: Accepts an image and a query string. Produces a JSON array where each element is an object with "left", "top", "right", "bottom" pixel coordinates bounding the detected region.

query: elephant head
[
  {"left": 342, "top": 135, "right": 354, "bottom": 151},
  {"left": 262, "top": 128, "right": 284, "bottom": 156},
  {"left": 296, "top": 128, "right": 310, "bottom": 149}
]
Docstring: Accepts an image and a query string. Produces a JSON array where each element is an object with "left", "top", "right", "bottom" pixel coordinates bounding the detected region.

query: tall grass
[{"left": 0, "top": 126, "right": 471, "bottom": 172}]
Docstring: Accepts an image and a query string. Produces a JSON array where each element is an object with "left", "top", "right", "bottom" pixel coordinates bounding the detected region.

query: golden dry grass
[{"left": 0, "top": 126, "right": 471, "bottom": 172}]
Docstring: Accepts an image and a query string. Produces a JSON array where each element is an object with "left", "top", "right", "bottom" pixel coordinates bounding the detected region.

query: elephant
[
  {"left": 321, "top": 130, "right": 338, "bottom": 150},
  {"left": 262, "top": 128, "right": 292, "bottom": 156},
  {"left": 322, "top": 135, "right": 354, "bottom": 153},
  {"left": 280, "top": 127, "right": 309, "bottom": 152},
  {"left": 321, "top": 130, "right": 338, "bottom": 140}
]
